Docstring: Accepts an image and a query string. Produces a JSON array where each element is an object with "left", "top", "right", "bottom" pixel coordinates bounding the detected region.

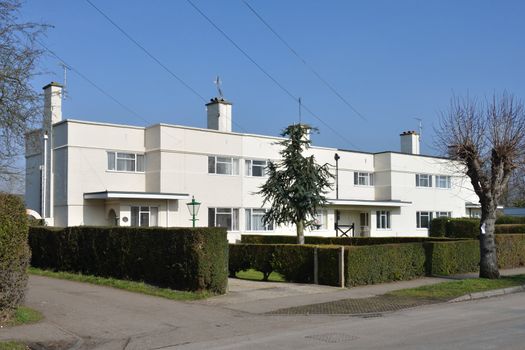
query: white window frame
[
  {"left": 354, "top": 172, "right": 374, "bottom": 186},
  {"left": 245, "top": 208, "right": 273, "bottom": 231},
  {"left": 130, "top": 206, "right": 158, "bottom": 227},
  {"left": 416, "top": 211, "right": 433, "bottom": 229},
  {"left": 436, "top": 175, "right": 451, "bottom": 189},
  {"left": 376, "top": 210, "right": 391, "bottom": 229},
  {"left": 107, "top": 151, "right": 145, "bottom": 173},
  {"left": 208, "top": 207, "right": 239, "bottom": 231},
  {"left": 312, "top": 210, "right": 327, "bottom": 230},
  {"left": 416, "top": 174, "right": 432, "bottom": 187},
  {"left": 435, "top": 211, "right": 452, "bottom": 218},
  {"left": 245, "top": 159, "right": 268, "bottom": 177},
  {"left": 208, "top": 156, "right": 239, "bottom": 175}
]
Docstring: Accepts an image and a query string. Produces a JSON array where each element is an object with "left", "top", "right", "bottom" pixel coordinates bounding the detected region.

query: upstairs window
[
  {"left": 416, "top": 174, "right": 432, "bottom": 187},
  {"left": 107, "top": 152, "right": 144, "bottom": 172},
  {"left": 354, "top": 172, "right": 374, "bottom": 186},
  {"left": 436, "top": 175, "right": 451, "bottom": 189},
  {"left": 208, "top": 156, "right": 239, "bottom": 175},
  {"left": 245, "top": 159, "right": 267, "bottom": 177},
  {"left": 245, "top": 208, "right": 273, "bottom": 231}
]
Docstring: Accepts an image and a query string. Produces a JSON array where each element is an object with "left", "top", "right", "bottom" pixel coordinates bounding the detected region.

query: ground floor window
[
  {"left": 435, "top": 211, "right": 452, "bottom": 218},
  {"left": 208, "top": 208, "right": 239, "bottom": 231},
  {"left": 312, "top": 210, "right": 327, "bottom": 230},
  {"left": 245, "top": 208, "right": 273, "bottom": 231},
  {"left": 376, "top": 210, "right": 391, "bottom": 229},
  {"left": 416, "top": 211, "right": 433, "bottom": 228},
  {"left": 131, "top": 206, "right": 158, "bottom": 227}
]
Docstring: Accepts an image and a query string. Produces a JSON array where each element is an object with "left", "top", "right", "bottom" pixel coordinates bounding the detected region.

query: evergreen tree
[{"left": 259, "top": 124, "right": 333, "bottom": 244}]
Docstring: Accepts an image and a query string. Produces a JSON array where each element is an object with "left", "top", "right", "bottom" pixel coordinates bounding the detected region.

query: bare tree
[
  {"left": 437, "top": 93, "right": 525, "bottom": 279},
  {"left": 0, "top": 0, "right": 47, "bottom": 185}
]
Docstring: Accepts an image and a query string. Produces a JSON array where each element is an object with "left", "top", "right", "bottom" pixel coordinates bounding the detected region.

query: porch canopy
[{"left": 84, "top": 190, "right": 190, "bottom": 200}]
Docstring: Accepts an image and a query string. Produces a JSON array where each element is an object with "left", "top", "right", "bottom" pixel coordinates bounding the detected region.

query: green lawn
[
  {"left": 29, "top": 267, "right": 210, "bottom": 301},
  {"left": 0, "top": 342, "right": 28, "bottom": 350},
  {"left": 387, "top": 274, "right": 525, "bottom": 301},
  {"left": 235, "top": 269, "right": 285, "bottom": 282}
]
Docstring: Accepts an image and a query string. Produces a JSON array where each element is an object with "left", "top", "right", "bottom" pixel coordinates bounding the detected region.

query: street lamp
[{"left": 186, "top": 196, "right": 201, "bottom": 228}]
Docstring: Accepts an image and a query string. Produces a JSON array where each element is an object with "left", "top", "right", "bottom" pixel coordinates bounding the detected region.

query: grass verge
[
  {"left": 235, "top": 269, "right": 285, "bottom": 282},
  {"left": 0, "top": 341, "right": 29, "bottom": 350},
  {"left": 387, "top": 274, "right": 525, "bottom": 301},
  {"left": 29, "top": 267, "right": 210, "bottom": 301}
]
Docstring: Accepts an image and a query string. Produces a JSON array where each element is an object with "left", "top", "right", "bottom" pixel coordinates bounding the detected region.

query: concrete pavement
[{"left": 1, "top": 267, "right": 525, "bottom": 349}]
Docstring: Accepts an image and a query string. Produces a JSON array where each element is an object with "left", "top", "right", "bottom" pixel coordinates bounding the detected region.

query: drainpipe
[{"left": 41, "top": 132, "right": 48, "bottom": 218}]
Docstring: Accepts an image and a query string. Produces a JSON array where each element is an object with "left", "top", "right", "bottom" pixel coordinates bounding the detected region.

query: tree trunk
[
  {"left": 296, "top": 221, "right": 305, "bottom": 244},
  {"left": 479, "top": 205, "right": 500, "bottom": 279}
]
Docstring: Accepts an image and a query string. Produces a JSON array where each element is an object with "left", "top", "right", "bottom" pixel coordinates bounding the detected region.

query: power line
[
  {"left": 242, "top": 0, "right": 367, "bottom": 122},
  {"left": 84, "top": 0, "right": 247, "bottom": 133},
  {"left": 85, "top": 0, "right": 207, "bottom": 104},
  {"left": 35, "top": 38, "right": 149, "bottom": 125},
  {"left": 186, "top": 0, "right": 361, "bottom": 150}
]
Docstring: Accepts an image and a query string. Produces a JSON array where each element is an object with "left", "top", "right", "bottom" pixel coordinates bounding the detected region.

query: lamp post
[
  {"left": 186, "top": 196, "right": 201, "bottom": 228},
  {"left": 334, "top": 153, "right": 340, "bottom": 237}
]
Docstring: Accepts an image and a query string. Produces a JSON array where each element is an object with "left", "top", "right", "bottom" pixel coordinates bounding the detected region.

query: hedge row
[
  {"left": 29, "top": 226, "right": 228, "bottom": 294},
  {"left": 241, "top": 234, "right": 461, "bottom": 245},
  {"left": 0, "top": 194, "right": 31, "bottom": 324},
  {"left": 346, "top": 243, "right": 426, "bottom": 286},
  {"left": 496, "top": 216, "right": 525, "bottom": 224},
  {"left": 229, "top": 244, "right": 340, "bottom": 285},
  {"left": 232, "top": 234, "right": 525, "bottom": 287},
  {"left": 429, "top": 217, "right": 480, "bottom": 238},
  {"left": 495, "top": 224, "right": 525, "bottom": 234}
]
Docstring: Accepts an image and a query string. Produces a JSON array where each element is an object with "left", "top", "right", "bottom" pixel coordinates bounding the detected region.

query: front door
[{"left": 360, "top": 212, "right": 369, "bottom": 237}]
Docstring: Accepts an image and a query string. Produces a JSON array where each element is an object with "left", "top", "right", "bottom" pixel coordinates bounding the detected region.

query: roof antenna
[
  {"left": 59, "top": 61, "right": 70, "bottom": 99},
  {"left": 214, "top": 75, "right": 223, "bottom": 99},
  {"left": 414, "top": 117, "right": 423, "bottom": 141},
  {"left": 298, "top": 97, "right": 302, "bottom": 124}
]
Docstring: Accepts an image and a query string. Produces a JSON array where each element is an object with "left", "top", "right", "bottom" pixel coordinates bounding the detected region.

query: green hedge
[
  {"left": 427, "top": 240, "right": 480, "bottom": 275},
  {"left": 429, "top": 217, "right": 448, "bottom": 237},
  {"left": 229, "top": 244, "right": 340, "bottom": 286},
  {"left": 346, "top": 243, "right": 426, "bottom": 286},
  {"left": 496, "top": 234, "right": 525, "bottom": 268},
  {"left": 29, "top": 226, "right": 228, "bottom": 294},
  {"left": 0, "top": 194, "right": 31, "bottom": 323},
  {"left": 241, "top": 234, "right": 460, "bottom": 245},
  {"left": 495, "top": 224, "right": 525, "bottom": 234},
  {"left": 496, "top": 216, "right": 525, "bottom": 224}
]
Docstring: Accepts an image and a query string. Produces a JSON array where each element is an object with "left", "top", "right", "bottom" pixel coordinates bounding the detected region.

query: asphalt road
[{"left": 2, "top": 276, "right": 525, "bottom": 349}]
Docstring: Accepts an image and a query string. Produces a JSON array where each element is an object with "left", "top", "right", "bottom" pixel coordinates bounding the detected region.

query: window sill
[{"left": 106, "top": 170, "right": 145, "bottom": 174}]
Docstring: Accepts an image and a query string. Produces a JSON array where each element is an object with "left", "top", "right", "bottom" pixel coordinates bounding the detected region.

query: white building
[{"left": 26, "top": 83, "right": 480, "bottom": 242}]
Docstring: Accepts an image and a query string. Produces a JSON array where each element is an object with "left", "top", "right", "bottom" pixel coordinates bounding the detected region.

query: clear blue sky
[{"left": 21, "top": 0, "right": 525, "bottom": 154}]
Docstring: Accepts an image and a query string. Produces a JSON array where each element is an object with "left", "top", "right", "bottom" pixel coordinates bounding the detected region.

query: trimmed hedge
[
  {"left": 241, "top": 234, "right": 461, "bottom": 245},
  {"left": 229, "top": 244, "right": 340, "bottom": 286},
  {"left": 29, "top": 226, "right": 228, "bottom": 294},
  {"left": 346, "top": 243, "right": 426, "bottom": 286},
  {"left": 429, "top": 218, "right": 480, "bottom": 238},
  {"left": 427, "top": 240, "right": 480, "bottom": 275},
  {"left": 496, "top": 234, "right": 525, "bottom": 268},
  {"left": 496, "top": 216, "right": 525, "bottom": 224},
  {"left": 495, "top": 224, "right": 525, "bottom": 234},
  {"left": 0, "top": 194, "right": 31, "bottom": 323}
]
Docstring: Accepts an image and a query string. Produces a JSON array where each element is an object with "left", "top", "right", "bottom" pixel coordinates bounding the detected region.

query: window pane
[
  {"left": 117, "top": 158, "right": 135, "bottom": 171},
  {"left": 216, "top": 212, "right": 231, "bottom": 229},
  {"left": 108, "top": 152, "right": 115, "bottom": 170},
  {"left": 232, "top": 209, "right": 239, "bottom": 230},
  {"left": 376, "top": 211, "right": 380, "bottom": 228},
  {"left": 232, "top": 159, "right": 239, "bottom": 175},
  {"left": 140, "top": 212, "right": 149, "bottom": 227},
  {"left": 252, "top": 209, "right": 265, "bottom": 230},
  {"left": 354, "top": 172, "right": 358, "bottom": 185},
  {"left": 131, "top": 206, "right": 139, "bottom": 226},
  {"left": 245, "top": 160, "right": 251, "bottom": 176},
  {"left": 136, "top": 154, "right": 144, "bottom": 172},
  {"left": 370, "top": 173, "right": 374, "bottom": 186},
  {"left": 150, "top": 207, "right": 158, "bottom": 226},
  {"left": 245, "top": 209, "right": 252, "bottom": 230},
  {"left": 208, "top": 157, "right": 216, "bottom": 173},
  {"left": 208, "top": 208, "right": 215, "bottom": 227}
]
